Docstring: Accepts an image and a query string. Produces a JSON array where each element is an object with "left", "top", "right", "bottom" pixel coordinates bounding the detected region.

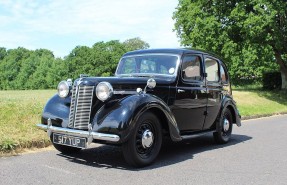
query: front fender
[
  {"left": 41, "top": 94, "right": 71, "bottom": 127},
  {"left": 91, "top": 93, "right": 182, "bottom": 143}
]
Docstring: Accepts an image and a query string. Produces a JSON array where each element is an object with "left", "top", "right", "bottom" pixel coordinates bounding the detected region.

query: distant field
[{"left": 0, "top": 89, "right": 287, "bottom": 154}]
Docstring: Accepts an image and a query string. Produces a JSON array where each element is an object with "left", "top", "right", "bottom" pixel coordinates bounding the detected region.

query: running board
[{"left": 181, "top": 130, "right": 214, "bottom": 140}]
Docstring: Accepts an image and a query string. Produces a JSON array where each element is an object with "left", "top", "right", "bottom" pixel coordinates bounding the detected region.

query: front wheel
[
  {"left": 122, "top": 111, "right": 162, "bottom": 167},
  {"left": 213, "top": 109, "right": 233, "bottom": 144}
]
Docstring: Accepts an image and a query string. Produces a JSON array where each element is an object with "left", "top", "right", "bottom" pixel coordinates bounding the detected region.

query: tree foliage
[
  {"left": 123, "top": 37, "right": 150, "bottom": 51},
  {"left": 173, "top": 0, "right": 287, "bottom": 88},
  {"left": 0, "top": 38, "right": 149, "bottom": 90}
]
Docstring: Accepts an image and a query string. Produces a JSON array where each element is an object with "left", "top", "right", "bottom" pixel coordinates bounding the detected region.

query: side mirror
[
  {"left": 147, "top": 78, "right": 156, "bottom": 89},
  {"left": 143, "top": 78, "right": 156, "bottom": 93}
]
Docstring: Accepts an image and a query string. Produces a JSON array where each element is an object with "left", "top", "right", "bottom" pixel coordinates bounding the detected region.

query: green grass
[
  {"left": 0, "top": 89, "right": 286, "bottom": 154},
  {"left": 0, "top": 90, "right": 55, "bottom": 154},
  {"left": 233, "top": 90, "right": 287, "bottom": 117}
]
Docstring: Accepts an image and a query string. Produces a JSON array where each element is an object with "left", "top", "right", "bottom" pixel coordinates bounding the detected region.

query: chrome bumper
[{"left": 37, "top": 119, "right": 120, "bottom": 143}]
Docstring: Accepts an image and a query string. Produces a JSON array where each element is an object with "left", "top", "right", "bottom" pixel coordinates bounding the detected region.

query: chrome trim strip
[
  {"left": 68, "top": 85, "right": 77, "bottom": 128},
  {"left": 37, "top": 123, "right": 120, "bottom": 142},
  {"left": 113, "top": 90, "right": 138, "bottom": 95}
]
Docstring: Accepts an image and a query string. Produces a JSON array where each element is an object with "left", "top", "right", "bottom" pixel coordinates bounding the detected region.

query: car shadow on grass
[{"left": 57, "top": 133, "right": 252, "bottom": 171}]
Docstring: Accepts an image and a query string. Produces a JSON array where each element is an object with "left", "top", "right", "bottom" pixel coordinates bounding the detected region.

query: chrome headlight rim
[
  {"left": 96, "top": 82, "right": 113, "bottom": 102},
  {"left": 57, "top": 80, "right": 70, "bottom": 98}
]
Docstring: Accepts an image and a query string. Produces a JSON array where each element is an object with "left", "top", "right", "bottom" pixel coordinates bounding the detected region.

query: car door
[
  {"left": 202, "top": 56, "right": 222, "bottom": 129},
  {"left": 172, "top": 54, "right": 207, "bottom": 131}
]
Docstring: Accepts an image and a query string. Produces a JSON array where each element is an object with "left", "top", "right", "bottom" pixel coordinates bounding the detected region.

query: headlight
[
  {"left": 57, "top": 81, "right": 70, "bottom": 98},
  {"left": 96, "top": 82, "right": 113, "bottom": 101}
]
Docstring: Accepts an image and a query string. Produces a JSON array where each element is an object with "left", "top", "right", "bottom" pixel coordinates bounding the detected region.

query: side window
[
  {"left": 182, "top": 55, "right": 202, "bottom": 81},
  {"left": 205, "top": 57, "right": 219, "bottom": 82},
  {"left": 220, "top": 64, "right": 228, "bottom": 82}
]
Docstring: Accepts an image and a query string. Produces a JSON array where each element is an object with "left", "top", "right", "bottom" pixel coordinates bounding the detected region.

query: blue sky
[{"left": 0, "top": 0, "right": 181, "bottom": 58}]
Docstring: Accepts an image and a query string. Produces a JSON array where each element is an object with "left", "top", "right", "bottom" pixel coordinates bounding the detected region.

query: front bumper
[{"left": 37, "top": 119, "right": 120, "bottom": 143}]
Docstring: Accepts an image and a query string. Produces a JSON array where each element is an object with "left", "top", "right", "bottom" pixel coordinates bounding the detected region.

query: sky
[{"left": 0, "top": 0, "right": 181, "bottom": 58}]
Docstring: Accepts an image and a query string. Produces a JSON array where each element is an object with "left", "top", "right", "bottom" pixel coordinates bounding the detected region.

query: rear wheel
[
  {"left": 122, "top": 111, "right": 162, "bottom": 167},
  {"left": 213, "top": 109, "right": 233, "bottom": 144}
]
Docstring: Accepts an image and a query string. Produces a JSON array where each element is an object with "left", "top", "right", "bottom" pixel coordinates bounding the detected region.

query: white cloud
[{"left": 0, "top": 0, "right": 180, "bottom": 57}]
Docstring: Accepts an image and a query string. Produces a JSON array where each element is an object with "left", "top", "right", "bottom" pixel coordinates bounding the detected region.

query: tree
[
  {"left": 65, "top": 46, "right": 93, "bottom": 79},
  {"left": 66, "top": 40, "right": 128, "bottom": 78},
  {"left": 0, "top": 47, "right": 62, "bottom": 90},
  {"left": 90, "top": 40, "right": 127, "bottom": 76},
  {"left": 0, "top": 47, "right": 6, "bottom": 60},
  {"left": 123, "top": 37, "right": 150, "bottom": 51},
  {"left": 173, "top": 0, "right": 287, "bottom": 89},
  {"left": 0, "top": 38, "right": 150, "bottom": 90},
  {"left": 0, "top": 47, "right": 31, "bottom": 89}
]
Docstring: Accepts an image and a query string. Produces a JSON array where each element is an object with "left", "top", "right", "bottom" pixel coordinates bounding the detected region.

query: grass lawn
[
  {"left": 0, "top": 90, "right": 55, "bottom": 154},
  {"left": 0, "top": 89, "right": 286, "bottom": 154},
  {"left": 233, "top": 90, "right": 287, "bottom": 117}
]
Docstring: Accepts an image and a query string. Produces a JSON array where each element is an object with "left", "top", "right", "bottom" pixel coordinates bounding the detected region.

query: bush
[
  {"left": 0, "top": 139, "right": 18, "bottom": 152},
  {"left": 263, "top": 72, "right": 281, "bottom": 90}
]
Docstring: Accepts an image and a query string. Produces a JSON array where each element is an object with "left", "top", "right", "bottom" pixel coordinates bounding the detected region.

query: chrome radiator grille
[{"left": 68, "top": 85, "right": 94, "bottom": 129}]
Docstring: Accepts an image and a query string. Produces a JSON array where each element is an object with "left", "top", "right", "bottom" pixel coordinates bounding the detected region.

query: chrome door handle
[{"left": 177, "top": 89, "right": 185, "bottom": 93}]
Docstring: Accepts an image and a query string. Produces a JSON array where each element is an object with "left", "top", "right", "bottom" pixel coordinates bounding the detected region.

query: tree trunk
[
  {"left": 274, "top": 50, "right": 287, "bottom": 90},
  {"left": 281, "top": 71, "right": 287, "bottom": 90}
]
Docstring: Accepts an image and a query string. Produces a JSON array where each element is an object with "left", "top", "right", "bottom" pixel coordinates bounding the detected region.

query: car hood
[{"left": 75, "top": 76, "right": 176, "bottom": 90}]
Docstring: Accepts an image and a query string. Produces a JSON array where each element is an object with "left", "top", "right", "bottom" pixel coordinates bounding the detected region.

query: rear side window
[
  {"left": 220, "top": 65, "right": 228, "bottom": 82},
  {"left": 181, "top": 55, "right": 202, "bottom": 81},
  {"left": 205, "top": 57, "right": 219, "bottom": 82}
]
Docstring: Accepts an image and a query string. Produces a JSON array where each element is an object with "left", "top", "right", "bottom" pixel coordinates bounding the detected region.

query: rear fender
[{"left": 221, "top": 96, "right": 241, "bottom": 127}]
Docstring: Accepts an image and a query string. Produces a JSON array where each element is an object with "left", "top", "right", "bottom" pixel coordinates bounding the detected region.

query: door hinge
[{"left": 204, "top": 111, "right": 208, "bottom": 116}]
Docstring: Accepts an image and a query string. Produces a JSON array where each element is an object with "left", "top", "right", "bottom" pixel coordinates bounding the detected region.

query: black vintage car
[{"left": 37, "top": 48, "right": 241, "bottom": 167}]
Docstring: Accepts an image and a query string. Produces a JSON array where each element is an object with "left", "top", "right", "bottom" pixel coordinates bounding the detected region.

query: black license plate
[{"left": 53, "top": 133, "right": 87, "bottom": 149}]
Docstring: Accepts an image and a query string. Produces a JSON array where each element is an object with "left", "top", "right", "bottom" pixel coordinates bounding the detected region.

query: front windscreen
[{"left": 116, "top": 54, "right": 179, "bottom": 77}]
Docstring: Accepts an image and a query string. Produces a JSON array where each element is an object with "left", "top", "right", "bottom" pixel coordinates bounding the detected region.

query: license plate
[{"left": 53, "top": 133, "right": 87, "bottom": 149}]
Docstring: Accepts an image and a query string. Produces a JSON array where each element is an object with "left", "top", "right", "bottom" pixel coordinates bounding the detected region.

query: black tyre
[
  {"left": 122, "top": 111, "right": 162, "bottom": 167},
  {"left": 51, "top": 135, "right": 82, "bottom": 154},
  {"left": 213, "top": 108, "right": 233, "bottom": 144}
]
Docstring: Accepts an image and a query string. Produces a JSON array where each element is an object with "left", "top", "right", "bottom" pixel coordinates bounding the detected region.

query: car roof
[{"left": 123, "top": 48, "right": 221, "bottom": 59}]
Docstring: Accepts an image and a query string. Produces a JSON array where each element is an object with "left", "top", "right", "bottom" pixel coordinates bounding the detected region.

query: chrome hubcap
[
  {"left": 223, "top": 118, "right": 230, "bottom": 132},
  {"left": 141, "top": 129, "right": 154, "bottom": 149}
]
